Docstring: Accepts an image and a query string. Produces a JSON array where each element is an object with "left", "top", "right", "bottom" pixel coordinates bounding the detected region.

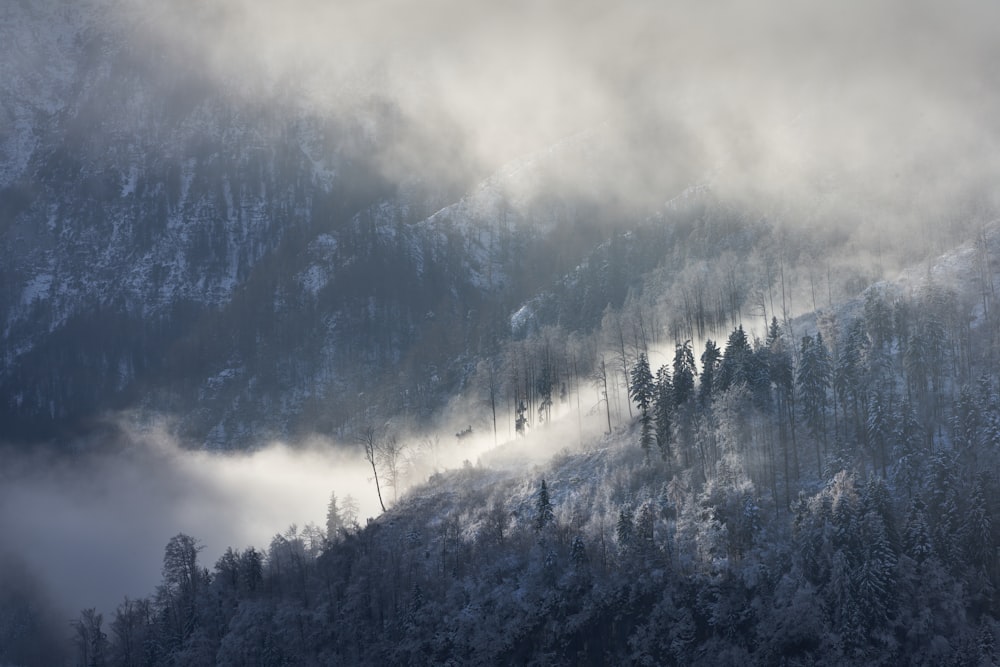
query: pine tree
[
  {"left": 861, "top": 477, "right": 899, "bottom": 552},
  {"left": 718, "top": 325, "right": 752, "bottom": 392},
  {"left": 629, "top": 353, "right": 656, "bottom": 457},
  {"left": 903, "top": 497, "right": 933, "bottom": 563},
  {"left": 571, "top": 534, "right": 588, "bottom": 566},
  {"left": 654, "top": 364, "right": 674, "bottom": 461},
  {"left": 537, "top": 354, "right": 554, "bottom": 424},
  {"left": 636, "top": 502, "right": 656, "bottom": 556},
  {"left": 863, "top": 288, "right": 894, "bottom": 351},
  {"left": 672, "top": 341, "right": 696, "bottom": 407},
  {"left": 866, "top": 391, "right": 892, "bottom": 478},
  {"left": 616, "top": 505, "right": 635, "bottom": 555},
  {"left": 963, "top": 479, "right": 993, "bottom": 571},
  {"left": 977, "top": 623, "right": 996, "bottom": 665},
  {"left": 834, "top": 319, "right": 870, "bottom": 445},
  {"left": 239, "top": 547, "right": 263, "bottom": 593},
  {"left": 767, "top": 320, "right": 793, "bottom": 401},
  {"left": 928, "top": 452, "right": 963, "bottom": 566},
  {"left": 672, "top": 342, "right": 697, "bottom": 467},
  {"left": 748, "top": 340, "right": 773, "bottom": 410},
  {"left": 854, "top": 511, "right": 897, "bottom": 629},
  {"left": 830, "top": 473, "right": 859, "bottom": 556},
  {"left": 952, "top": 385, "right": 982, "bottom": 469},
  {"left": 515, "top": 399, "right": 528, "bottom": 437},
  {"left": 975, "top": 374, "right": 1000, "bottom": 455},
  {"left": 767, "top": 317, "right": 798, "bottom": 495},
  {"left": 798, "top": 332, "right": 831, "bottom": 475},
  {"left": 828, "top": 549, "right": 860, "bottom": 639},
  {"left": 699, "top": 339, "right": 721, "bottom": 406},
  {"left": 629, "top": 352, "right": 654, "bottom": 414},
  {"left": 534, "top": 478, "right": 554, "bottom": 532},
  {"left": 903, "top": 331, "right": 928, "bottom": 399}
]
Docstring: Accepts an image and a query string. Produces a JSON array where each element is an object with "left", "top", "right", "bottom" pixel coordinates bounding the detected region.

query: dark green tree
[
  {"left": 903, "top": 497, "right": 933, "bottom": 563},
  {"left": 616, "top": 504, "right": 635, "bottom": 556},
  {"left": 654, "top": 364, "right": 673, "bottom": 461},
  {"left": 629, "top": 352, "right": 654, "bottom": 414},
  {"left": 699, "top": 339, "right": 721, "bottom": 406},
  {"left": 866, "top": 391, "right": 892, "bottom": 477},
  {"left": 672, "top": 341, "right": 697, "bottom": 467},
  {"left": 672, "top": 341, "right": 696, "bottom": 407},
  {"left": 853, "top": 511, "right": 897, "bottom": 630},
  {"left": 834, "top": 319, "right": 870, "bottom": 446},
  {"left": 863, "top": 288, "right": 894, "bottom": 351},
  {"left": 797, "top": 332, "right": 831, "bottom": 475},
  {"left": 718, "top": 325, "right": 752, "bottom": 393},
  {"left": 629, "top": 353, "right": 655, "bottom": 457},
  {"left": 767, "top": 317, "right": 798, "bottom": 498}
]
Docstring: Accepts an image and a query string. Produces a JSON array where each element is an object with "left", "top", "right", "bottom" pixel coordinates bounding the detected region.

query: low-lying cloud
[
  {"left": 102, "top": 0, "right": 1000, "bottom": 242},
  {"left": 0, "top": 426, "right": 383, "bottom": 615},
  {"left": 0, "top": 394, "right": 613, "bottom": 618}
]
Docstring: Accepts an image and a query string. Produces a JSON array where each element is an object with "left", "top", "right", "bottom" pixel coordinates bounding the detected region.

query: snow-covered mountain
[
  {"left": 5, "top": 0, "right": 996, "bottom": 455},
  {"left": 0, "top": 1, "right": 657, "bottom": 446}
]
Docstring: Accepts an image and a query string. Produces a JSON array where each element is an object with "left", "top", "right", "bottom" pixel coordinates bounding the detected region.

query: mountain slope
[{"left": 0, "top": 2, "right": 626, "bottom": 445}]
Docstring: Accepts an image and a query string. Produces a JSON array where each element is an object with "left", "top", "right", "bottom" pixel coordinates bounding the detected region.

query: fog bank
[{"left": 0, "top": 428, "right": 382, "bottom": 615}]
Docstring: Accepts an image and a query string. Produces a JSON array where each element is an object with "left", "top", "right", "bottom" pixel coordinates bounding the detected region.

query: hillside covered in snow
[{"left": 5, "top": 0, "right": 1000, "bottom": 664}]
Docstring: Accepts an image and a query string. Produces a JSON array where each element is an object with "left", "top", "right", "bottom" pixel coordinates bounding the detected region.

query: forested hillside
[
  {"left": 7, "top": 227, "right": 999, "bottom": 666},
  {"left": 7, "top": 1, "right": 1000, "bottom": 665}
]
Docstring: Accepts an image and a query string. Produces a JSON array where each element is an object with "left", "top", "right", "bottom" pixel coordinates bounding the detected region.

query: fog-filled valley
[{"left": 4, "top": 0, "right": 1000, "bottom": 664}]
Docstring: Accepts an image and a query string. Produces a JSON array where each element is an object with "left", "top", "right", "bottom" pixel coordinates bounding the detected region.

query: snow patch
[
  {"left": 120, "top": 165, "right": 139, "bottom": 197},
  {"left": 510, "top": 303, "right": 535, "bottom": 336},
  {"left": 298, "top": 264, "right": 329, "bottom": 296},
  {"left": 206, "top": 367, "right": 244, "bottom": 392},
  {"left": 21, "top": 273, "right": 53, "bottom": 305}
]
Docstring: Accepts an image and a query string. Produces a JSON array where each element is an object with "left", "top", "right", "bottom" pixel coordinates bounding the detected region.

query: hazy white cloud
[
  {"left": 0, "top": 380, "right": 616, "bottom": 617},
  {"left": 100, "top": 0, "right": 1000, "bottom": 241},
  {"left": 0, "top": 426, "right": 383, "bottom": 615}
]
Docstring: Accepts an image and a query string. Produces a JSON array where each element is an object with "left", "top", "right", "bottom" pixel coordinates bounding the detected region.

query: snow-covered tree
[
  {"left": 798, "top": 332, "right": 831, "bottom": 474},
  {"left": 629, "top": 352, "right": 655, "bottom": 456},
  {"left": 534, "top": 478, "right": 555, "bottom": 532},
  {"left": 699, "top": 339, "right": 721, "bottom": 407},
  {"left": 654, "top": 364, "right": 673, "bottom": 461},
  {"left": 326, "top": 491, "right": 345, "bottom": 538},
  {"left": 672, "top": 341, "right": 696, "bottom": 407}
]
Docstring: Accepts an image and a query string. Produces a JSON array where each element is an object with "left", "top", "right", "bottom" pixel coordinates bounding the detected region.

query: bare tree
[
  {"left": 418, "top": 435, "right": 442, "bottom": 474},
  {"left": 359, "top": 425, "right": 409, "bottom": 509},
  {"left": 381, "top": 432, "right": 408, "bottom": 503},
  {"left": 360, "top": 425, "right": 387, "bottom": 513},
  {"left": 602, "top": 309, "right": 634, "bottom": 419},
  {"left": 477, "top": 358, "right": 500, "bottom": 446},
  {"left": 593, "top": 354, "right": 612, "bottom": 435},
  {"left": 73, "top": 608, "right": 108, "bottom": 667},
  {"left": 325, "top": 492, "right": 344, "bottom": 539},
  {"left": 341, "top": 494, "right": 360, "bottom": 527}
]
